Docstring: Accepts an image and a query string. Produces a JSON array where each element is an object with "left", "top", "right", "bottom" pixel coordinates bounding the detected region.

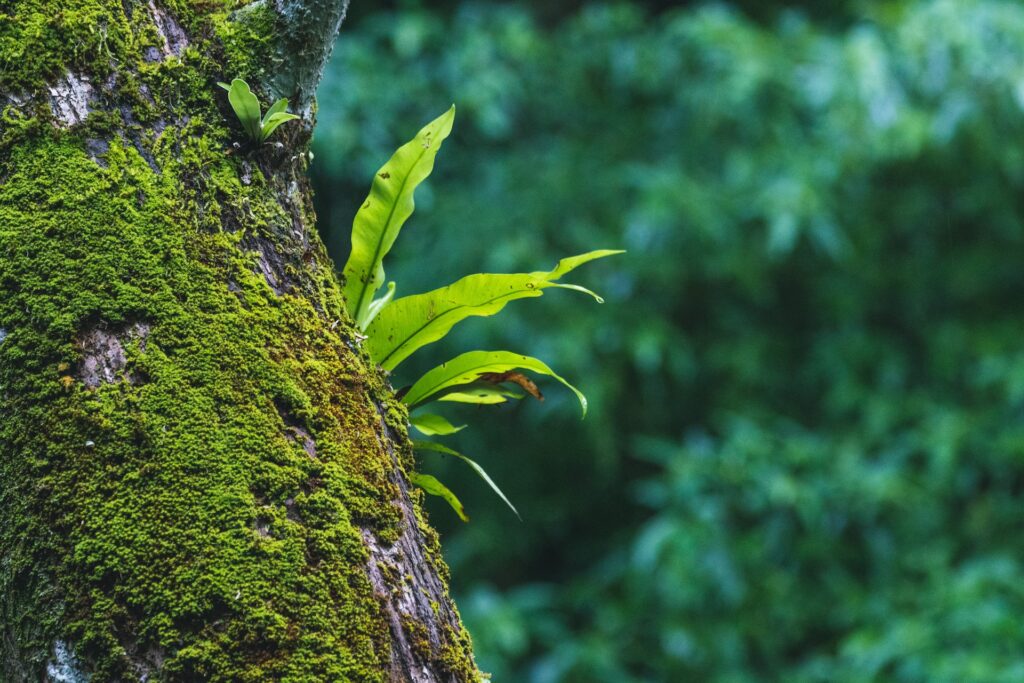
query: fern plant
[
  {"left": 342, "top": 106, "right": 622, "bottom": 521},
  {"left": 217, "top": 78, "right": 299, "bottom": 143}
]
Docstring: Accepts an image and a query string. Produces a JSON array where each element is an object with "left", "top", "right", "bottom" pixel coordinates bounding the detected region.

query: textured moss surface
[{"left": 0, "top": 1, "right": 477, "bottom": 680}]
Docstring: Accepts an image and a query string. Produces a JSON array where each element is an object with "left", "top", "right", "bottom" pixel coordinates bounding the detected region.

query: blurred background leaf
[{"left": 313, "top": 0, "right": 1024, "bottom": 680}]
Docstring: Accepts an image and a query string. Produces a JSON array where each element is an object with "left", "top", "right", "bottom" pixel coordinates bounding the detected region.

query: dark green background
[{"left": 312, "top": 1, "right": 1024, "bottom": 680}]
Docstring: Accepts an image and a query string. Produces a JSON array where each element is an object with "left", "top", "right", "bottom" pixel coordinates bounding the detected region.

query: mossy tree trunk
[{"left": 0, "top": 1, "right": 479, "bottom": 680}]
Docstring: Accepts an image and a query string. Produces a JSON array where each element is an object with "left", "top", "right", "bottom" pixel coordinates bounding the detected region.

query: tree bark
[{"left": 0, "top": 1, "right": 479, "bottom": 680}]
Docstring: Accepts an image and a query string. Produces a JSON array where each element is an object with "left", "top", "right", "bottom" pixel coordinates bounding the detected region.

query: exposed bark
[
  {"left": 269, "top": 0, "right": 351, "bottom": 114},
  {"left": 0, "top": 1, "right": 479, "bottom": 681}
]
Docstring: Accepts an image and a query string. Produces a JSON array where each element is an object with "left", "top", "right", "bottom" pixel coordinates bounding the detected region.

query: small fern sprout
[{"left": 217, "top": 78, "right": 300, "bottom": 144}]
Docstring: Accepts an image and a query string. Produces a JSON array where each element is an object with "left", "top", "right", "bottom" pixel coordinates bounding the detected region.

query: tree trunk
[{"left": 0, "top": 1, "right": 479, "bottom": 680}]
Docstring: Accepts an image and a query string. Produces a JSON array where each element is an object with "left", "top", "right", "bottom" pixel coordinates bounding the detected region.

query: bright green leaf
[
  {"left": 435, "top": 382, "right": 526, "bottom": 405},
  {"left": 262, "top": 97, "right": 289, "bottom": 122},
  {"left": 361, "top": 281, "right": 396, "bottom": 331},
  {"left": 409, "top": 472, "right": 468, "bottom": 522},
  {"left": 343, "top": 106, "right": 456, "bottom": 327},
  {"left": 413, "top": 440, "right": 521, "bottom": 519},
  {"left": 366, "top": 249, "right": 623, "bottom": 370},
  {"left": 226, "top": 78, "right": 262, "bottom": 141},
  {"left": 410, "top": 413, "right": 466, "bottom": 436},
  {"left": 536, "top": 249, "right": 625, "bottom": 280},
  {"left": 259, "top": 111, "right": 300, "bottom": 142},
  {"left": 218, "top": 80, "right": 297, "bottom": 143},
  {"left": 402, "top": 350, "right": 588, "bottom": 417}
]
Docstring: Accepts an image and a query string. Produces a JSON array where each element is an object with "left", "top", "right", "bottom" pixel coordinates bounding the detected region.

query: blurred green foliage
[{"left": 313, "top": 0, "right": 1024, "bottom": 680}]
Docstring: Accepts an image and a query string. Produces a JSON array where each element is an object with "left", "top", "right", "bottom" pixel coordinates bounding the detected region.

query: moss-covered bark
[{"left": 0, "top": 1, "right": 479, "bottom": 680}]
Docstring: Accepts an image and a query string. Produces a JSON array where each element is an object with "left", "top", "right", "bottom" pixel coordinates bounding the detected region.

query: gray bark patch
[
  {"left": 84, "top": 138, "right": 110, "bottom": 167},
  {"left": 361, "top": 402, "right": 476, "bottom": 681},
  {"left": 269, "top": 0, "right": 350, "bottom": 114},
  {"left": 77, "top": 323, "right": 150, "bottom": 388},
  {"left": 286, "top": 425, "right": 318, "bottom": 458},
  {"left": 248, "top": 235, "right": 287, "bottom": 295},
  {"left": 47, "top": 72, "right": 93, "bottom": 127},
  {"left": 146, "top": 1, "right": 188, "bottom": 61}
]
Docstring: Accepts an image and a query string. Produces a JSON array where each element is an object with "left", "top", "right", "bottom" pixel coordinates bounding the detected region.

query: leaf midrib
[
  {"left": 376, "top": 285, "right": 544, "bottom": 369},
  {"left": 407, "top": 360, "right": 509, "bottom": 407},
  {"left": 351, "top": 145, "right": 428, "bottom": 319}
]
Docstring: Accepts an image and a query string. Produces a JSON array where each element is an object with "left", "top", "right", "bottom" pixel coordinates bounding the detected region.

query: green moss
[
  {"left": 0, "top": 0, "right": 128, "bottom": 93},
  {"left": 0, "top": 0, "right": 273, "bottom": 101},
  {"left": 0, "top": 124, "right": 397, "bottom": 680},
  {"left": 1, "top": 7, "right": 376, "bottom": 683},
  {"left": 0, "top": 1, "right": 479, "bottom": 680},
  {"left": 215, "top": 2, "right": 278, "bottom": 86}
]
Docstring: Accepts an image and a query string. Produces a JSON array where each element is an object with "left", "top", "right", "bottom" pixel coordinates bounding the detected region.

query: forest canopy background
[{"left": 312, "top": 1, "right": 1024, "bottom": 680}]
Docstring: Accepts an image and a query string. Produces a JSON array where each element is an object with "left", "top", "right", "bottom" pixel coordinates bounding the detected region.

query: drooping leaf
[
  {"left": 414, "top": 440, "right": 521, "bottom": 519},
  {"left": 479, "top": 371, "right": 544, "bottom": 401},
  {"left": 259, "top": 111, "right": 300, "bottom": 142},
  {"left": 402, "top": 350, "right": 587, "bottom": 416},
  {"left": 409, "top": 472, "right": 468, "bottom": 522},
  {"left": 225, "top": 78, "right": 262, "bottom": 141},
  {"left": 410, "top": 413, "right": 466, "bottom": 436},
  {"left": 362, "top": 281, "right": 396, "bottom": 330},
  {"left": 366, "top": 249, "right": 623, "bottom": 370},
  {"left": 343, "top": 106, "right": 456, "bottom": 327}
]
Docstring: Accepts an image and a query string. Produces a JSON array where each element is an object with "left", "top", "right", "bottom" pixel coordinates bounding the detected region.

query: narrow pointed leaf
[
  {"left": 262, "top": 97, "right": 289, "bottom": 123},
  {"left": 536, "top": 249, "right": 625, "bottom": 279},
  {"left": 366, "top": 249, "right": 622, "bottom": 370},
  {"left": 259, "top": 112, "right": 300, "bottom": 142},
  {"left": 360, "top": 281, "right": 396, "bottom": 330},
  {"left": 409, "top": 472, "right": 468, "bottom": 522},
  {"left": 367, "top": 272, "right": 542, "bottom": 370},
  {"left": 409, "top": 413, "right": 466, "bottom": 436},
  {"left": 403, "top": 350, "right": 588, "bottom": 417},
  {"left": 343, "top": 106, "right": 456, "bottom": 324},
  {"left": 227, "top": 78, "right": 262, "bottom": 140},
  {"left": 414, "top": 440, "right": 521, "bottom": 519}
]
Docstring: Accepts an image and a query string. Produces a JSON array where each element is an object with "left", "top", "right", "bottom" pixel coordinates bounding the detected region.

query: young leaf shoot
[{"left": 218, "top": 78, "right": 300, "bottom": 143}]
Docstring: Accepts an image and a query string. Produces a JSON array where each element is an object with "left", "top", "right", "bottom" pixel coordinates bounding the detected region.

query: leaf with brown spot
[
  {"left": 402, "top": 350, "right": 587, "bottom": 416},
  {"left": 479, "top": 371, "right": 544, "bottom": 402}
]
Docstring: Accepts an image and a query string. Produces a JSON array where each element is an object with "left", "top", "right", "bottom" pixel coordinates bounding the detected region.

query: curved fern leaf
[
  {"left": 409, "top": 472, "right": 468, "bottom": 522},
  {"left": 225, "top": 78, "right": 262, "bottom": 140},
  {"left": 410, "top": 413, "right": 466, "bottom": 436},
  {"left": 343, "top": 106, "right": 456, "bottom": 327},
  {"left": 413, "top": 440, "right": 520, "bottom": 519},
  {"left": 402, "top": 350, "right": 587, "bottom": 417},
  {"left": 366, "top": 250, "right": 622, "bottom": 370}
]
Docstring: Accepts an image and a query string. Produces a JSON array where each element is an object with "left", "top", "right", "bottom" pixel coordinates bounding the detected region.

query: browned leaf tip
[{"left": 479, "top": 371, "right": 544, "bottom": 402}]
